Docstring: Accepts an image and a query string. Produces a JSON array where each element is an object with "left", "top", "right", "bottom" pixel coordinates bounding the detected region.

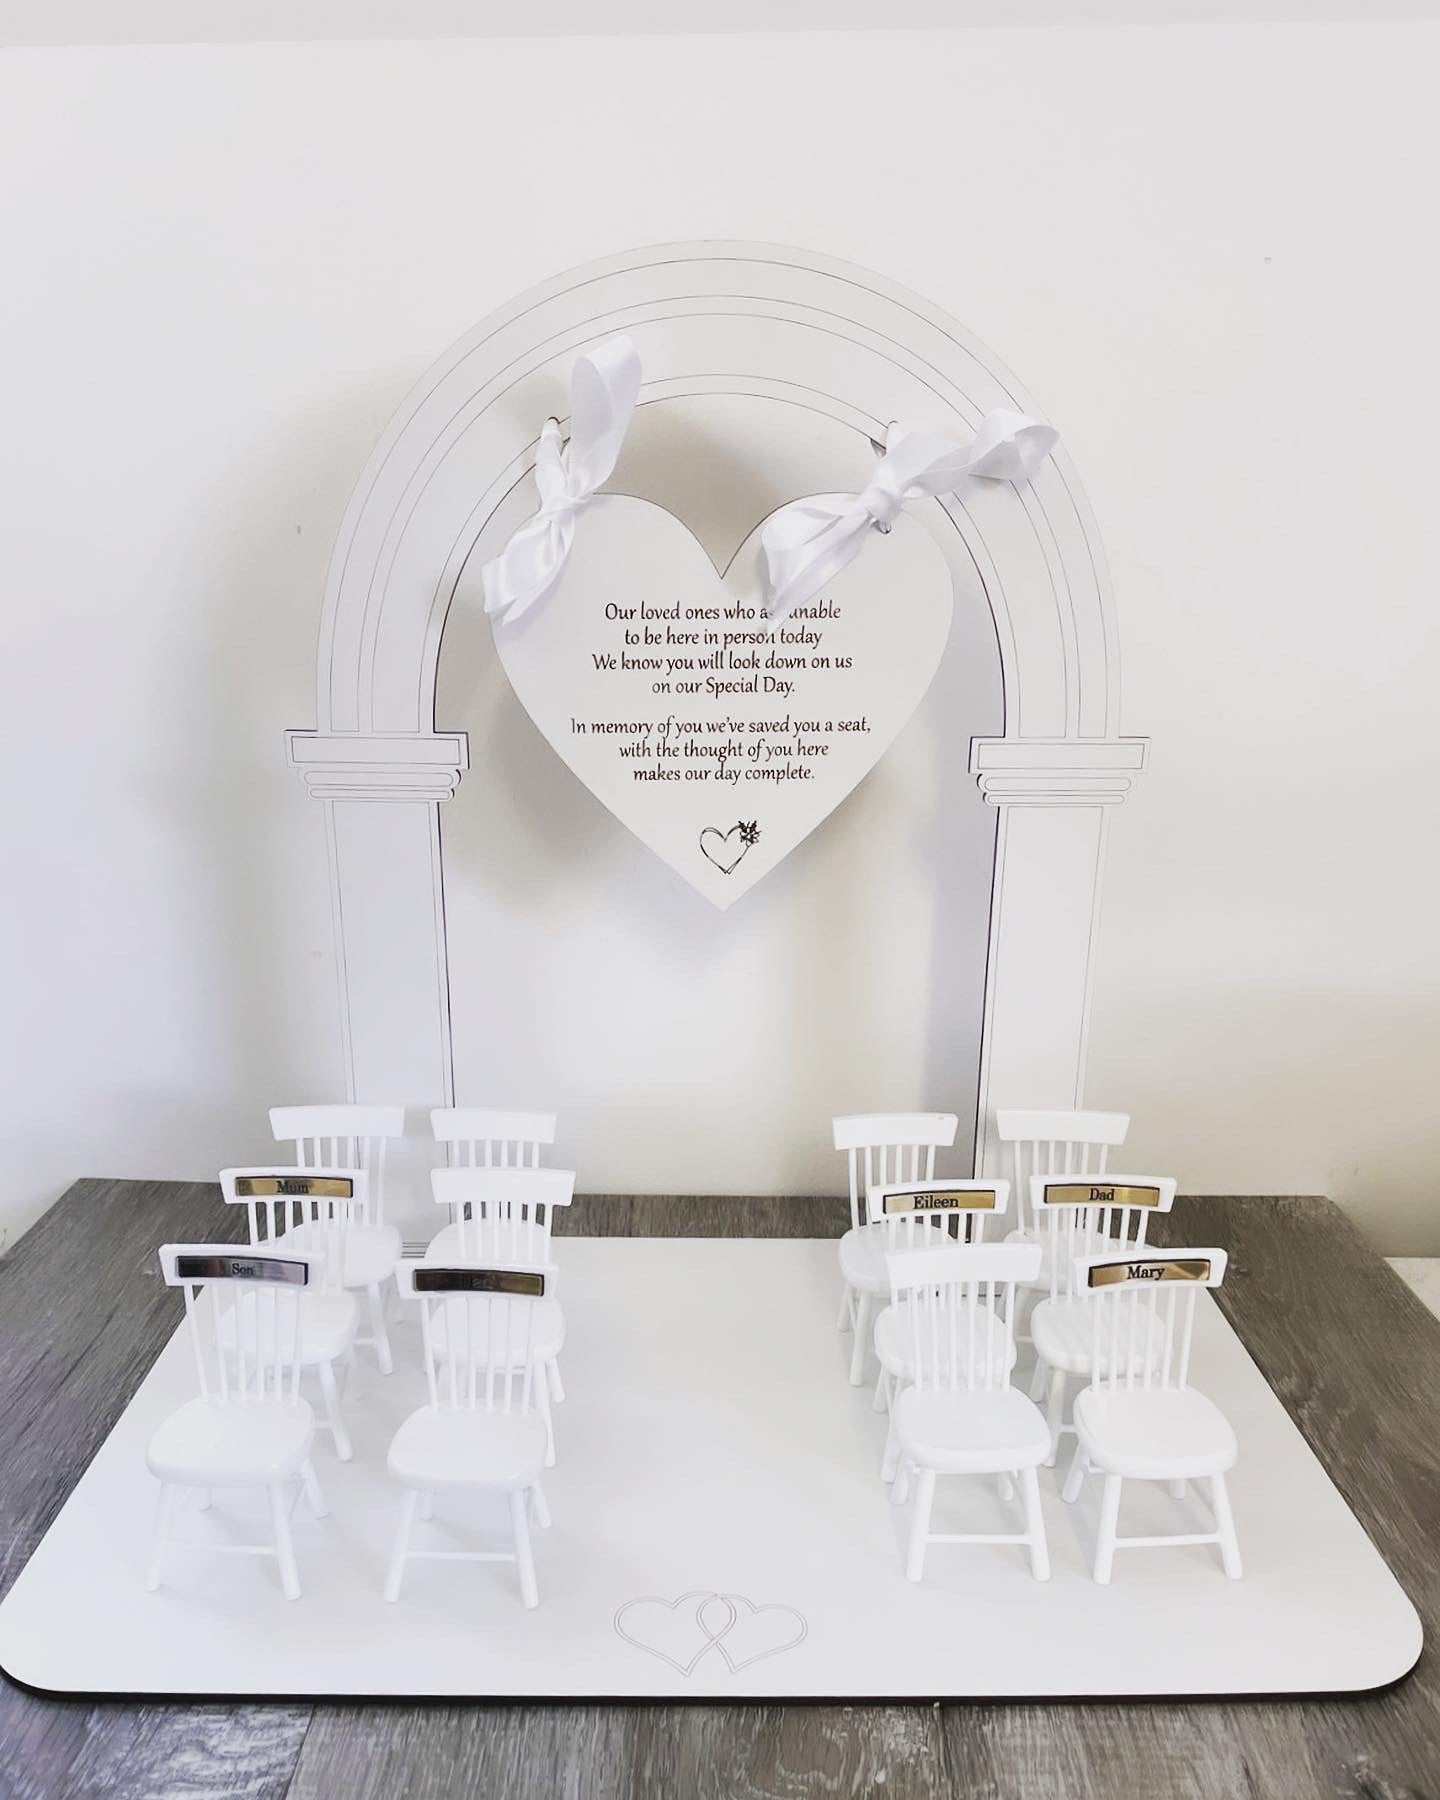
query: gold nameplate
[
  {"left": 234, "top": 1175, "right": 354, "bottom": 1200},
  {"left": 1041, "top": 1182, "right": 1163, "bottom": 1209},
  {"left": 1088, "top": 1258, "right": 1212, "bottom": 1289},
  {"left": 881, "top": 1186, "right": 999, "bottom": 1215},
  {"left": 413, "top": 1267, "right": 546, "bottom": 1298},
  {"left": 175, "top": 1253, "right": 309, "bottom": 1285}
]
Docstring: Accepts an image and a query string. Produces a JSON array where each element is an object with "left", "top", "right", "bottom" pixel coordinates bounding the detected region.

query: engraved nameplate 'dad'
[
  {"left": 1087, "top": 1258, "right": 1213, "bottom": 1289},
  {"left": 233, "top": 1175, "right": 354, "bottom": 1200},
  {"left": 175, "top": 1254, "right": 310, "bottom": 1286},
  {"left": 879, "top": 1185, "right": 1000, "bottom": 1216},
  {"left": 1041, "top": 1182, "right": 1164, "bottom": 1209},
  {"left": 413, "top": 1267, "right": 547, "bottom": 1298}
]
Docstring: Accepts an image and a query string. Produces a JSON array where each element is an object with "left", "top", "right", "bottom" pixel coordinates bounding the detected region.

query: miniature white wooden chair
[
  {"left": 146, "top": 1244, "right": 328, "bottom": 1601},
  {"left": 426, "top": 1167, "right": 574, "bottom": 1460},
  {"left": 385, "top": 1259, "right": 555, "bottom": 1609},
  {"left": 269, "top": 1104, "right": 405, "bottom": 1373},
  {"left": 995, "top": 1109, "right": 1130, "bottom": 1245},
  {"left": 1028, "top": 1174, "right": 1178, "bottom": 1463},
  {"left": 220, "top": 1168, "right": 362, "bottom": 1459},
  {"left": 1062, "top": 1248, "right": 1241, "bottom": 1583},
  {"left": 431, "top": 1107, "right": 558, "bottom": 1169},
  {"left": 832, "top": 1112, "right": 959, "bottom": 1386},
  {"left": 863, "top": 1179, "right": 1010, "bottom": 1419},
  {"left": 885, "top": 1241, "right": 1050, "bottom": 1583}
]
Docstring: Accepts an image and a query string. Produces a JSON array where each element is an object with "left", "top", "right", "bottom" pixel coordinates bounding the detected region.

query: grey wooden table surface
[{"left": 0, "top": 1182, "right": 1436, "bottom": 1800}]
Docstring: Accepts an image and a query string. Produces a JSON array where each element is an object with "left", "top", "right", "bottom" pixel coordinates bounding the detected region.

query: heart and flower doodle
[
  {"left": 613, "top": 1590, "right": 809, "bottom": 1676},
  {"left": 699, "top": 819, "right": 760, "bottom": 875}
]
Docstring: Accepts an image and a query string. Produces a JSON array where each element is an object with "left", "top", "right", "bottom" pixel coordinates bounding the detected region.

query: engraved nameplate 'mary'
[
  {"left": 1087, "top": 1258, "right": 1212, "bottom": 1288},
  {"left": 234, "top": 1175, "right": 355, "bottom": 1200},
  {"left": 413, "top": 1267, "right": 547, "bottom": 1298},
  {"left": 175, "top": 1253, "right": 310, "bottom": 1285},
  {"left": 1041, "top": 1182, "right": 1164, "bottom": 1209},
  {"left": 880, "top": 1186, "right": 999, "bottom": 1216}
]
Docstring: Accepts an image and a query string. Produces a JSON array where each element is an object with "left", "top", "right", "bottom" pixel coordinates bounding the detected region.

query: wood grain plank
[{"left": 0, "top": 1178, "right": 308, "bottom": 1800}]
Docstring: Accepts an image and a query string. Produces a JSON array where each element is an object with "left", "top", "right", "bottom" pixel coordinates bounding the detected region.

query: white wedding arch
[{"left": 287, "top": 242, "right": 1145, "bottom": 1221}]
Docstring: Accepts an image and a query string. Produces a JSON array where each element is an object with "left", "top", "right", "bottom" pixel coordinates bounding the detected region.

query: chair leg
[
  {"left": 318, "top": 1360, "right": 352, "bottom": 1462},
  {"left": 385, "top": 1489, "right": 419, "bottom": 1603},
  {"left": 535, "top": 1362, "right": 557, "bottom": 1468},
  {"left": 1094, "top": 1473, "right": 1123, "bottom": 1584},
  {"left": 996, "top": 1471, "right": 1016, "bottom": 1503},
  {"left": 268, "top": 1484, "right": 301, "bottom": 1600},
  {"left": 300, "top": 1459, "right": 329, "bottom": 1518},
  {"left": 905, "top": 1468, "right": 936, "bottom": 1582},
  {"left": 531, "top": 1479, "right": 552, "bottom": 1529},
  {"left": 1061, "top": 1442, "right": 1088, "bottom": 1503},
  {"left": 195, "top": 1487, "right": 213, "bottom": 1511},
  {"left": 872, "top": 1366, "right": 890, "bottom": 1414},
  {"left": 419, "top": 1490, "right": 435, "bottom": 1521},
  {"left": 1044, "top": 1368, "right": 1067, "bottom": 1466},
  {"left": 145, "top": 1483, "right": 180, "bottom": 1592},
  {"left": 547, "top": 1359, "right": 565, "bottom": 1403},
  {"left": 1210, "top": 1473, "right": 1243, "bottom": 1579},
  {"left": 1021, "top": 1466, "right": 1050, "bottom": 1581},
  {"left": 510, "top": 1490, "right": 539, "bottom": 1609},
  {"left": 892, "top": 1457, "right": 912, "bottom": 1506},
  {"left": 1028, "top": 1353, "right": 1049, "bottom": 1403},
  {"left": 367, "top": 1282, "right": 394, "bottom": 1375},
  {"left": 837, "top": 1280, "right": 853, "bottom": 1332},
  {"left": 880, "top": 1409, "right": 900, "bottom": 1483},
  {"left": 849, "top": 1292, "right": 872, "bottom": 1385},
  {"left": 1168, "top": 1478, "right": 1188, "bottom": 1499}
]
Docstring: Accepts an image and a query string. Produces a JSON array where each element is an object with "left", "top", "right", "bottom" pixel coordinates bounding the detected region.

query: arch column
[
  {"left": 288, "top": 729, "right": 468, "bottom": 1236},
  {"left": 970, "top": 736, "right": 1147, "bottom": 1173}
]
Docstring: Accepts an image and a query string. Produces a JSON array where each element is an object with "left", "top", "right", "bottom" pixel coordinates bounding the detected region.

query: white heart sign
[{"left": 491, "top": 496, "right": 953, "bottom": 908}]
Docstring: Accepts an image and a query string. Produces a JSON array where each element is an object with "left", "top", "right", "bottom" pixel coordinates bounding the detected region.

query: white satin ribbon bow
[
  {"left": 760, "top": 410, "right": 1059, "bottom": 624},
  {"left": 481, "top": 334, "right": 643, "bottom": 625}
]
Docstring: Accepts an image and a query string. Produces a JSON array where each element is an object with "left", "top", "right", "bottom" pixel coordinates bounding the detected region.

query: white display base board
[{"left": 0, "top": 1239, "right": 1420, "bottom": 1699}]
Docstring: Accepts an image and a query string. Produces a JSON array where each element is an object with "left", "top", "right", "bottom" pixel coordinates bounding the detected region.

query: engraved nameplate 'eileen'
[
  {"left": 234, "top": 1175, "right": 355, "bottom": 1200},
  {"left": 880, "top": 1186, "right": 999, "bottom": 1215},
  {"left": 1088, "top": 1258, "right": 1212, "bottom": 1288},
  {"left": 175, "top": 1253, "right": 310, "bottom": 1285},
  {"left": 1041, "top": 1182, "right": 1163, "bottom": 1209},
  {"left": 413, "top": 1267, "right": 547, "bottom": 1298}
]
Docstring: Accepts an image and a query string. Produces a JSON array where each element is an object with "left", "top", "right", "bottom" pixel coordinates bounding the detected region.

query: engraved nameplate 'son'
[
  {"left": 413, "top": 1268, "right": 547, "bottom": 1298},
  {"left": 174, "top": 1254, "right": 310, "bottom": 1286},
  {"left": 233, "top": 1175, "right": 354, "bottom": 1200},
  {"left": 1087, "top": 1258, "right": 1213, "bottom": 1289},
  {"left": 1040, "top": 1182, "right": 1164, "bottom": 1209},
  {"left": 880, "top": 1186, "right": 1000, "bottom": 1216}
]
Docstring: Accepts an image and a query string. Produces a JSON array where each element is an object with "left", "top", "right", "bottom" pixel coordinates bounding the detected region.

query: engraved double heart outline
[{"left": 613, "top": 1590, "right": 808, "bottom": 1676}]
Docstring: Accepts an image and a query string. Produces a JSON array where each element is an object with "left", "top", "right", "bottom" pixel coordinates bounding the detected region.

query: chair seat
[
  {"left": 278, "top": 1221, "right": 401, "bottom": 1290},
  {"left": 838, "top": 1222, "right": 890, "bottom": 1294},
  {"left": 146, "top": 1397, "right": 315, "bottom": 1487},
  {"left": 1074, "top": 1385, "right": 1238, "bottom": 1480},
  {"left": 1031, "top": 1296, "right": 1162, "bottom": 1376},
  {"left": 874, "top": 1303, "right": 1017, "bottom": 1382},
  {"left": 220, "top": 1289, "right": 358, "bottom": 1366},
  {"left": 895, "top": 1384, "right": 1051, "bottom": 1475},
  {"left": 388, "top": 1406, "right": 548, "bottom": 1491},
  {"left": 427, "top": 1294, "right": 565, "bottom": 1364}
]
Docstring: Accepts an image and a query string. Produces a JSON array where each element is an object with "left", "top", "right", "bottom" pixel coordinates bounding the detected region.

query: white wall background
[{"left": 2, "top": 23, "right": 1438, "bottom": 1251}]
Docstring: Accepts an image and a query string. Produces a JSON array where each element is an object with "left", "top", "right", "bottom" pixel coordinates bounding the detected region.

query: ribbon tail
[
  {"left": 563, "top": 334, "right": 643, "bottom": 494},
  {"left": 761, "top": 503, "right": 869, "bottom": 626},
  {"left": 482, "top": 510, "right": 574, "bottom": 624}
]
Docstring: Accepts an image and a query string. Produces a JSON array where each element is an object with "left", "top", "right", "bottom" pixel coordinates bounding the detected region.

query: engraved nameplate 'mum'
[
  {"left": 1088, "top": 1258, "right": 1212, "bottom": 1289},
  {"left": 1041, "top": 1183, "right": 1164, "bottom": 1209},
  {"left": 881, "top": 1187, "right": 999, "bottom": 1215},
  {"left": 414, "top": 1267, "right": 547, "bottom": 1298},
  {"left": 234, "top": 1175, "right": 355, "bottom": 1200},
  {"left": 175, "top": 1254, "right": 310, "bottom": 1285}
]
